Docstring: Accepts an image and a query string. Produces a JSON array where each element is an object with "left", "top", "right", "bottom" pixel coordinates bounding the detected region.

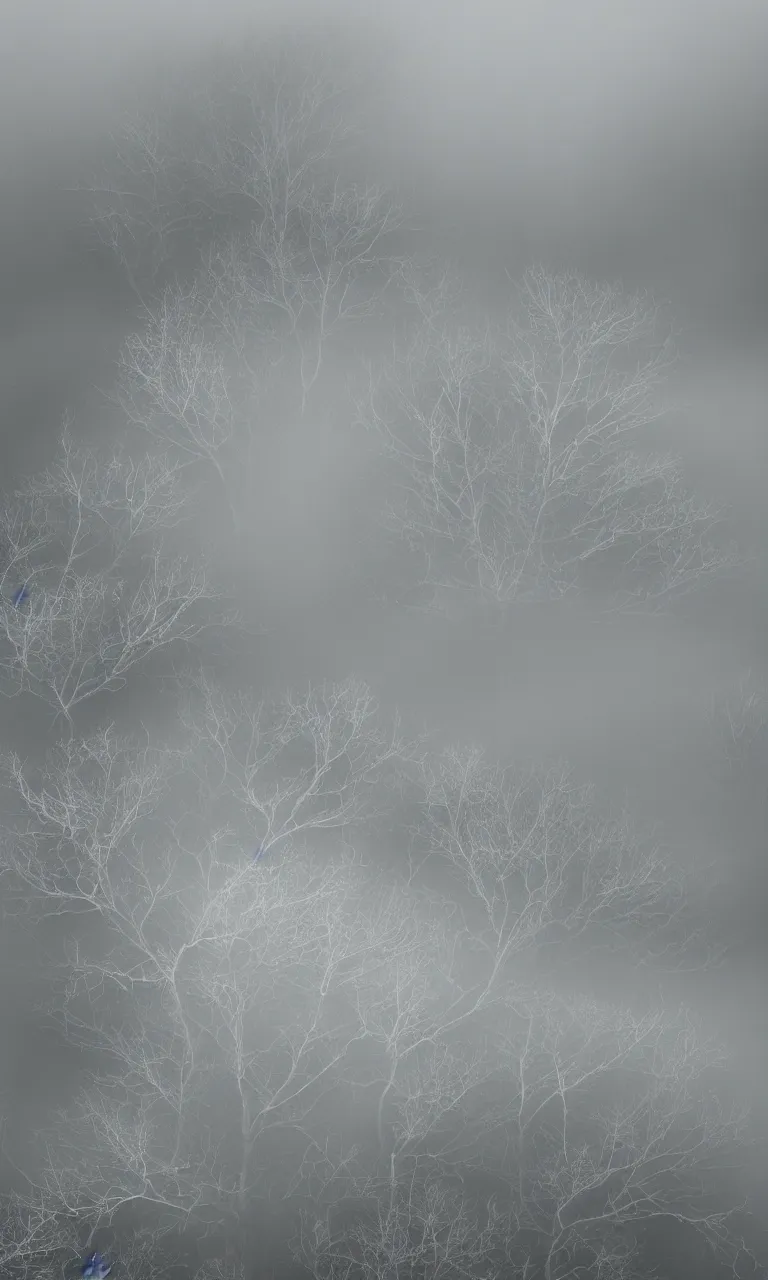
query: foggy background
[{"left": 0, "top": 0, "right": 766, "bottom": 1274}]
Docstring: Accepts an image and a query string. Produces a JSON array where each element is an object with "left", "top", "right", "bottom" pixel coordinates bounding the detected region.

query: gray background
[{"left": 0, "top": 0, "right": 766, "bottom": 1257}]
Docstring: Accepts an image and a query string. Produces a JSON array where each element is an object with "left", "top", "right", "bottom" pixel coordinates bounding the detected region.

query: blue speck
[{"left": 81, "top": 1252, "right": 112, "bottom": 1279}]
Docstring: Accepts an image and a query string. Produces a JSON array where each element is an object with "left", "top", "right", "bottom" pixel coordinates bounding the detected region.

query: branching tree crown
[
  {"left": 0, "top": 715, "right": 758, "bottom": 1280},
  {"left": 0, "top": 27, "right": 761, "bottom": 1280},
  {"left": 354, "top": 262, "right": 742, "bottom": 616},
  {"left": 0, "top": 426, "right": 225, "bottom": 734}
]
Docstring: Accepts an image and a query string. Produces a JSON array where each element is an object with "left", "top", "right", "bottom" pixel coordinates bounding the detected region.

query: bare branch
[
  {"left": 175, "top": 671, "right": 423, "bottom": 857},
  {"left": 354, "top": 265, "right": 742, "bottom": 614},
  {"left": 111, "top": 282, "right": 236, "bottom": 478},
  {"left": 298, "top": 992, "right": 757, "bottom": 1280},
  {"left": 709, "top": 670, "right": 768, "bottom": 771},
  {"left": 78, "top": 33, "right": 379, "bottom": 308},
  {"left": 410, "top": 743, "right": 701, "bottom": 990},
  {"left": 190, "top": 176, "right": 407, "bottom": 417},
  {"left": 294, "top": 1177, "right": 508, "bottom": 1280},
  {"left": 0, "top": 427, "right": 227, "bottom": 727},
  {"left": 3, "top": 823, "right": 436, "bottom": 1253},
  {"left": 0, "top": 681, "right": 759, "bottom": 1277}
]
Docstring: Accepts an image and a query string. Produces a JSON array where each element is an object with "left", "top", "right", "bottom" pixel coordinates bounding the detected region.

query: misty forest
[{"left": 0, "top": 4, "right": 767, "bottom": 1279}]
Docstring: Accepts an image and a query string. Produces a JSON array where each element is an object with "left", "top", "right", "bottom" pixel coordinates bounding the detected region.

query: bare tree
[
  {"left": 174, "top": 670, "right": 422, "bottom": 860},
  {"left": 0, "top": 425, "right": 225, "bottom": 734},
  {"left": 0, "top": 681, "right": 430, "bottom": 1266},
  {"left": 0, "top": 725, "right": 175, "bottom": 916},
  {"left": 110, "top": 280, "right": 239, "bottom": 506},
  {"left": 285, "top": 736, "right": 757, "bottom": 1279},
  {"left": 294, "top": 1176, "right": 508, "bottom": 1280},
  {"left": 1, "top": 841, "right": 434, "bottom": 1271},
  {"left": 191, "top": 180, "right": 407, "bottom": 417},
  {"left": 469, "top": 989, "right": 757, "bottom": 1280},
  {"left": 0, "top": 670, "right": 422, "bottom": 927},
  {"left": 0, "top": 1185, "right": 83, "bottom": 1280},
  {"left": 84, "top": 29, "right": 408, "bottom": 418},
  {"left": 109, "top": 180, "right": 407, "bottom": 537},
  {"left": 80, "top": 30, "right": 363, "bottom": 300},
  {"left": 354, "top": 263, "right": 742, "bottom": 616},
  {"left": 0, "top": 716, "right": 761, "bottom": 1278},
  {"left": 296, "top": 986, "right": 759, "bottom": 1280},
  {"left": 406, "top": 742, "right": 711, "bottom": 990}
]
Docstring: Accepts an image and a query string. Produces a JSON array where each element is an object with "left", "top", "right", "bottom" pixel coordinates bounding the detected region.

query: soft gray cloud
[{"left": 1, "top": 0, "right": 767, "bottom": 1236}]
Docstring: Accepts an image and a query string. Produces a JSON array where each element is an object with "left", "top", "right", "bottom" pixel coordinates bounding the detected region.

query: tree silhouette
[{"left": 354, "top": 262, "right": 742, "bottom": 616}]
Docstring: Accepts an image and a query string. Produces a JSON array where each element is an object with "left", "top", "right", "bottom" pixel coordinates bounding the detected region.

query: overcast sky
[{"left": 0, "top": 0, "right": 767, "bottom": 1230}]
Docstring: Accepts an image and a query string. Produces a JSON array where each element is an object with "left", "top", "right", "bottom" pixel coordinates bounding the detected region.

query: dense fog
[{"left": 0, "top": 3, "right": 766, "bottom": 1278}]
